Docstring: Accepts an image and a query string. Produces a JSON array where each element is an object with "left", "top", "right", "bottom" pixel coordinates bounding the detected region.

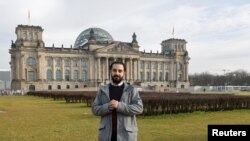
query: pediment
[{"left": 96, "top": 42, "right": 139, "bottom": 54}]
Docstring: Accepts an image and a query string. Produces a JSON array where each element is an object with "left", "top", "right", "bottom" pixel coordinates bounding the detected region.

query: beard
[{"left": 111, "top": 75, "right": 123, "bottom": 84}]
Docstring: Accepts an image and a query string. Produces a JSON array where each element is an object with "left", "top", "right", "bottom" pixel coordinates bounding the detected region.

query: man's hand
[{"left": 108, "top": 99, "right": 118, "bottom": 110}]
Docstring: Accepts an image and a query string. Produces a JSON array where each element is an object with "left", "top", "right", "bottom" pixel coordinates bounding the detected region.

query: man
[{"left": 92, "top": 61, "right": 143, "bottom": 141}]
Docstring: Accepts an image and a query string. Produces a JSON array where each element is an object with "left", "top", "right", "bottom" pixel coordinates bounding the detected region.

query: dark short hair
[{"left": 109, "top": 61, "right": 126, "bottom": 72}]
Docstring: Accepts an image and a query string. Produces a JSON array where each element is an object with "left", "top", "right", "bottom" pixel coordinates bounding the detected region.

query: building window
[
  {"left": 153, "top": 72, "right": 157, "bottom": 81},
  {"left": 73, "top": 60, "right": 78, "bottom": 67},
  {"left": 178, "top": 63, "right": 182, "bottom": 70},
  {"left": 82, "top": 60, "right": 87, "bottom": 68},
  {"left": 140, "top": 61, "right": 144, "bottom": 69},
  {"left": 27, "top": 57, "right": 36, "bottom": 66},
  {"left": 160, "top": 63, "right": 164, "bottom": 70},
  {"left": 178, "top": 74, "right": 182, "bottom": 81},
  {"left": 65, "top": 59, "right": 70, "bottom": 67},
  {"left": 56, "top": 58, "right": 61, "bottom": 67},
  {"left": 140, "top": 72, "right": 144, "bottom": 81},
  {"left": 181, "top": 85, "right": 185, "bottom": 88},
  {"left": 159, "top": 72, "right": 163, "bottom": 81},
  {"left": 57, "top": 85, "right": 61, "bottom": 90},
  {"left": 147, "top": 72, "right": 150, "bottom": 81},
  {"left": 47, "top": 58, "right": 52, "bottom": 67},
  {"left": 22, "top": 32, "right": 27, "bottom": 40},
  {"left": 65, "top": 70, "right": 70, "bottom": 81},
  {"left": 27, "top": 71, "right": 35, "bottom": 81},
  {"left": 74, "top": 70, "right": 79, "bottom": 80},
  {"left": 66, "top": 85, "right": 70, "bottom": 89},
  {"left": 47, "top": 70, "right": 52, "bottom": 81},
  {"left": 75, "top": 85, "right": 78, "bottom": 88},
  {"left": 56, "top": 70, "right": 62, "bottom": 81},
  {"left": 154, "top": 62, "right": 158, "bottom": 69},
  {"left": 48, "top": 85, "right": 52, "bottom": 90},
  {"left": 146, "top": 62, "right": 150, "bottom": 69},
  {"left": 151, "top": 62, "right": 154, "bottom": 69},
  {"left": 34, "top": 32, "right": 38, "bottom": 40},
  {"left": 165, "top": 72, "right": 169, "bottom": 81},
  {"left": 82, "top": 70, "right": 87, "bottom": 81}
]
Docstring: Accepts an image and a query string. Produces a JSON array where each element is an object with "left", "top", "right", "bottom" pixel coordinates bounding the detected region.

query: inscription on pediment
[{"left": 107, "top": 45, "right": 134, "bottom": 53}]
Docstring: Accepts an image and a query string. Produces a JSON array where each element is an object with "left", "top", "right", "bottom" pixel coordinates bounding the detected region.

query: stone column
[
  {"left": 185, "top": 62, "right": 189, "bottom": 81},
  {"left": 37, "top": 55, "right": 42, "bottom": 81},
  {"left": 150, "top": 61, "right": 152, "bottom": 81},
  {"left": 171, "top": 61, "right": 174, "bottom": 81},
  {"left": 16, "top": 56, "right": 20, "bottom": 80},
  {"left": 101, "top": 59, "right": 104, "bottom": 82},
  {"left": 137, "top": 59, "right": 140, "bottom": 81},
  {"left": 106, "top": 57, "right": 109, "bottom": 80},
  {"left": 10, "top": 56, "right": 15, "bottom": 80},
  {"left": 20, "top": 54, "right": 24, "bottom": 80},
  {"left": 163, "top": 62, "right": 166, "bottom": 81},
  {"left": 144, "top": 61, "right": 146, "bottom": 81},
  {"left": 79, "top": 58, "right": 82, "bottom": 81},
  {"left": 157, "top": 62, "right": 159, "bottom": 81},
  {"left": 130, "top": 58, "right": 132, "bottom": 81},
  {"left": 52, "top": 57, "right": 55, "bottom": 80},
  {"left": 125, "top": 59, "right": 129, "bottom": 81},
  {"left": 98, "top": 57, "right": 101, "bottom": 81},
  {"left": 70, "top": 58, "right": 73, "bottom": 81}
]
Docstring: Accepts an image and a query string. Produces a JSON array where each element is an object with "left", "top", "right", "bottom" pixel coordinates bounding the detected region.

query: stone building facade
[{"left": 9, "top": 25, "right": 190, "bottom": 92}]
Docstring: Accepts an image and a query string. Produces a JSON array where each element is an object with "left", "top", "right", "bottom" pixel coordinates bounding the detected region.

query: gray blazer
[{"left": 92, "top": 83, "right": 143, "bottom": 141}]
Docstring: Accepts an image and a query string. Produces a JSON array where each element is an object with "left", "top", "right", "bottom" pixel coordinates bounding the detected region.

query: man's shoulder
[
  {"left": 124, "top": 83, "right": 137, "bottom": 92},
  {"left": 98, "top": 84, "right": 109, "bottom": 93}
]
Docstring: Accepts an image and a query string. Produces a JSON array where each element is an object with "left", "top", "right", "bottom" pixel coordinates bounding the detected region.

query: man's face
[{"left": 111, "top": 64, "right": 125, "bottom": 84}]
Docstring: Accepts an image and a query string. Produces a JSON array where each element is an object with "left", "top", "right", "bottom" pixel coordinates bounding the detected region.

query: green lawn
[{"left": 0, "top": 96, "right": 250, "bottom": 141}]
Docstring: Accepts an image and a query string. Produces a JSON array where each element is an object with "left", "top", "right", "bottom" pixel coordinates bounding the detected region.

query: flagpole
[
  {"left": 172, "top": 26, "right": 175, "bottom": 38},
  {"left": 28, "top": 10, "right": 30, "bottom": 25}
]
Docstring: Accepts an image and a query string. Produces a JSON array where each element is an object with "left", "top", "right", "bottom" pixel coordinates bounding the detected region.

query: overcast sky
[{"left": 1, "top": 0, "right": 250, "bottom": 74}]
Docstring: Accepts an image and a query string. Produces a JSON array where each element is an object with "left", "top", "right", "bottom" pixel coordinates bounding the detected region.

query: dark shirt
[{"left": 109, "top": 83, "right": 124, "bottom": 134}]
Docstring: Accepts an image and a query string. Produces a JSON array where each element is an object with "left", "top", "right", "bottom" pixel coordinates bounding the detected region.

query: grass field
[{"left": 1, "top": 95, "right": 250, "bottom": 141}]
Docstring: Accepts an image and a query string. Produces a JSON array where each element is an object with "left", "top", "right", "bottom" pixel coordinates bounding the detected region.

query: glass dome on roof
[{"left": 74, "top": 27, "right": 114, "bottom": 48}]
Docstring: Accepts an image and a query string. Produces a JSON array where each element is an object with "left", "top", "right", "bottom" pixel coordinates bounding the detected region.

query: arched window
[
  {"left": 74, "top": 70, "right": 78, "bottom": 80},
  {"left": 56, "top": 70, "right": 61, "bottom": 81},
  {"left": 65, "top": 70, "right": 70, "bottom": 81},
  {"left": 82, "top": 70, "right": 87, "bottom": 81},
  {"left": 47, "top": 70, "right": 52, "bottom": 81},
  {"left": 27, "top": 57, "right": 36, "bottom": 66}
]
